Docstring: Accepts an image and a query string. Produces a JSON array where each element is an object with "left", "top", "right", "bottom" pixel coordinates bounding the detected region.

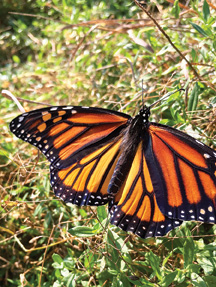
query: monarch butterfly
[{"left": 10, "top": 93, "right": 216, "bottom": 238}]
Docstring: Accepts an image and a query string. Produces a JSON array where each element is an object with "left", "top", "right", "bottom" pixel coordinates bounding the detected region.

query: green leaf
[
  {"left": 203, "top": 0, "right": 210, "bottom": 22},
  {"left": 106, "top": 229, "right": 121, "bottom": 269},
  {"left": 147, "top": 251, "right": 162, "bottom": 280},
  {"left": 187, "top": 263, "right": 201, "bottom": 275},
  {"left": 171, "top": 0, "right": 180, "bottom": 18},
  {"left": 183, "top": 238, "right": 195, "bottom": 268},
  {"left": 204, "top": 275, "right": 216, "bottom": 287},
  {"left": 162, "top": 65, "right": 178, "bottom": 75},
  {"left": 191, "top": 273, "right": 208, "bottom": 287},
  {"left": 197, "top": 257, "right": 216, "bottom": 275},
  {"left": 191, "top": 48, "right": 198, "bottom": 62},
  {"left": 97, "top": 205, "right": 107, "bottom": 222},
  {"left": 53, "top": 282, "right": 62, "bottom": 287},
  {"left": 52, "top": 254, "right": 63, "bottom": 264},
  {"left": 160, "top": 270, "right": 178, "bottom": 287},
  {"left": 0, "top": 149, "right": 9, "bottom": 157},
  {"left": 187, "top": 83, "right": 200, "bottom": 111},
  {"left": 175, "top": 269, "right": 186, "bottom": 284},
  {"left": 191, "top": 22, "right": 208, "bottom": 37},
  {"left": 68, "top": 226, "right": 97, "bottom": 237},
  {"left": 52, "top": 254, "right": 64, "bottom": 269},
  {"left": 108, "top": 269, "right": 119, "bottom": 275},
  {"left": 128, "top": 277, "right": 155, "bottom": 286},
  {"left": 64, "top": 259, "right": 75, "bottom": 270},
  {"left": 65, "top": 273, "right": 76, "bottom": 287},
  {"left": 12, "top": 55, "right": 20, "bottom": 63},
  {"left": 119, "top": 275, "right": 132, "bottom": 287}
]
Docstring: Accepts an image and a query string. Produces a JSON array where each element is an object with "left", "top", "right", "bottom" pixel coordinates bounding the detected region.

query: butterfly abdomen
[{"left": 108, "top": 114, "right": 144, "bottom": 195}]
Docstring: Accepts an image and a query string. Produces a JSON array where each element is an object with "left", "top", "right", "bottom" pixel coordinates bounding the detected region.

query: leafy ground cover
[{"left": 0, "top": 0, "right": 216, "bottom": 286}]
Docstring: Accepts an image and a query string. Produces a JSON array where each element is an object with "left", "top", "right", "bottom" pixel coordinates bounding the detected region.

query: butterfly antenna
[
  {"left": 150, "top": 88, "right": 185, "bottom": 108},
  {"left": 141, "top": 79, "right": 144, "bottom": 109}
]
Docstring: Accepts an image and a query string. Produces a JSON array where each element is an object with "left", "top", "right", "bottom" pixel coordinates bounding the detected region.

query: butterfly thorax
[{"left": 138, "top": 105, "right": 151, "bottom": 125}]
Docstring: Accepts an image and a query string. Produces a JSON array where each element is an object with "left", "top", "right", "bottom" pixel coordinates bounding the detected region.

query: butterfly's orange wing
[
  {"left": 50, "top": 139, "right": 122, "bottom": 205},
  {"left": 109, "top": 142, "right": 182, "bottom": 238},
  {"left": 146, "top": 123, "right": 216, "bottom": 224},
  {"left": 10, "top": 106, "right": 130, "bottom": 205}
]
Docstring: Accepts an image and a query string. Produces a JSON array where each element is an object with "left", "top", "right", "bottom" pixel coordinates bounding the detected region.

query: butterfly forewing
[
  {"left": 10, "top": 106, "right": 130, "bottom": 168},
  {"left": 147, "top": 123, "right": 216, "bottom": 224},
  {"left": 10, "top": 106, "right": 130, "bottom": 205}
]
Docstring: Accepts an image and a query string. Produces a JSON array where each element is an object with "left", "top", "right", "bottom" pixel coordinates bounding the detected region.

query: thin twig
[
  {"left": 133, "top": 0, "right": 216, "bottom": 91},
  {"left": 1, "top": 90, "right": 52, "bottom": 111},
  {"left": 9, "top": 12, "right": 62, "bottom": 23},
  {"left": 2, "top": 90, "right": 25, "bottom": 113}
]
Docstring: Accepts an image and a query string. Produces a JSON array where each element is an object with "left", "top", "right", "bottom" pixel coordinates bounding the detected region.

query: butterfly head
[{"left": 138, "top": 105, "right": 151, "bottom": 124}]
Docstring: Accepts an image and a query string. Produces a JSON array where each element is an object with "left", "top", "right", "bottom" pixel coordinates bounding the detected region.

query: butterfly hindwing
[
  {"left": 50, "top": 139, "right": 122, "bottom": 205},
  {"left": 109, "top": 142, "right": 182, "bottom": 238},
  {"left": 147, "top": 123, "right": 216, "bottom": 224}
]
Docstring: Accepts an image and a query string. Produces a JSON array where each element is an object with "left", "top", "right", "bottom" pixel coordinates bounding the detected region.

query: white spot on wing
[
  {"left": 204, "top": 153, "right": 211, "bottom": 159},
  {"left": 195, "top": 140, "right": 204, "bottom": 146}
]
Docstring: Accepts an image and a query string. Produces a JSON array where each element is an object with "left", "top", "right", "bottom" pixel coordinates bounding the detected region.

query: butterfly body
[
  {"left": 108, "top": 108, "right": 145, "bottom": 194},
  {"left": 10, "top": 103, "right": 216, "bottom": 238}
]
